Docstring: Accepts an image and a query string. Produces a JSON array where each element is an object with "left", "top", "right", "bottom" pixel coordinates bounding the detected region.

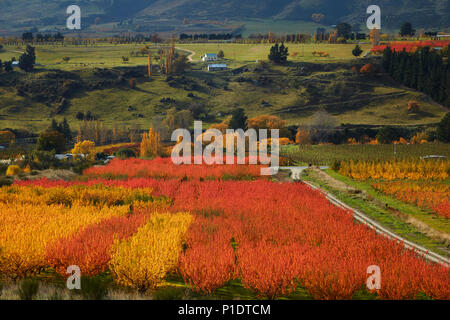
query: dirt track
[
  {"left": 285, "top": 167, "right": 450, "bottom": 266},
  {"left": 175, "top": 47, "right": 196, "bottom": 62}
]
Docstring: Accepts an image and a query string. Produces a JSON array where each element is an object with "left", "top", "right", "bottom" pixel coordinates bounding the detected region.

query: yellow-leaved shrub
[
  {"left": 109, "top": 212, "right": 192, "bottom": 293},
  {"left": 339, "top": 159, "right": 449, "bottom": 180},
  {"left": 0, "top": 203, "right": 129, "bottom": 279},
  {"left": 6, "top": 165, "right": 21, "bottom": 176}
]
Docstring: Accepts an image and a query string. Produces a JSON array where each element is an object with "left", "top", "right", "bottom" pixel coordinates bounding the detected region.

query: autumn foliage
[
  {"left": 2, "top": 158, "right": 449, "bottom": 299},
  {"left": 339, "top": 159, "right": 449, "bottom": 180},
  {"left": 372, "top": 181, "right": 450, "bottom": 219},
  {"left": 109, "top": 212, "right": 192, "bottom": 292},
  {"left": 0, "top": 202, "right": 128, "bottom": 279},
  {"left": 247, "top": 115, "right": 286, "bottom": 130},
  {"left": 140, "top": 128, "right": 163, "bottom": 158},
  {"left": 372, "top": 41, "right": 450, "bottom": 54},
  {"left": 83, "top": 157, "right": 264, "bottom": 180},
  {"left": 360, "top": 63, "right": 376, "bottom": 74},
  {"left": 47, "top": 213, "right": 150, "bottom": 276}
]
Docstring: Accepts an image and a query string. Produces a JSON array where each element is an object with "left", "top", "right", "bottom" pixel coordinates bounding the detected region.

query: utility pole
[{"left": 148, "top": 52, "right": 152, "bottom": 77}]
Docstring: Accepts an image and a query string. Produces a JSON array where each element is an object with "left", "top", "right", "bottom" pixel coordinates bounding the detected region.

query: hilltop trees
[
  {"left": 382, "top": 46, "right": 449, "bottom": 107},
  {"left": 268, "top": 43, "right": 289, "bottom": 64}
]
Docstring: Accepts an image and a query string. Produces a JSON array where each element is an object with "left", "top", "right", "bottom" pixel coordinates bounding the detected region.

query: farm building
[
  {"left": 208, "top": 64, "right": 227, "bottom": 72},
  {"left": 202, "top": 53, "right": 218, "bottom": 62}
]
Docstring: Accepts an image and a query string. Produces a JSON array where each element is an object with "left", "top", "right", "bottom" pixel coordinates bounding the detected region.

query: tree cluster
[
  {"left": 268, "top": 43, "right": 289, "bottom": 64},
  {"left": 18, "top": 45, "right": 36, "bottom": 72},
  {"left": 382, "top": 46, "right": 450, "bottom": 107},
  {"left": 49, "top": 118, "right": 72, "bottom": 142}
]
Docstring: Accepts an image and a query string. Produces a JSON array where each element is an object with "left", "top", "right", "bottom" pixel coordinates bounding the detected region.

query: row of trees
[
  {"left": 22, "top": 32, "right": 64, "bottom": 43},
  {"left": 382, "top": 46, "right": 450, "bottom": 107},
  {"left": 75, "top": 121, "right": 142, "bottom": 146},
  {"left": 179, "top": 33, "right": 239, "bottom": 41}
]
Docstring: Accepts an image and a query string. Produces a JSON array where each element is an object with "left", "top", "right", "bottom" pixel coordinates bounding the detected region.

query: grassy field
[
  {"left": 0, "top": 44, "right": 161, "bottom": 71},
  {"left": 176, "top": 42, "right": 373, "bottom": 65},
  {"left": 1, "top": 42, "right": 373, "bottom": 69},
  {"left": 0, "top": 42, "right": 447, "bottom": 134}
]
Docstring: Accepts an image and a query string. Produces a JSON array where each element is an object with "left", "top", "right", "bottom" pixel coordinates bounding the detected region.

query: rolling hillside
[
  {"left": 0, "top": 0, "right": 448, "bottom": 34},
  {"left": 0, "top": 44, "right": 446, "bottom": 133}
]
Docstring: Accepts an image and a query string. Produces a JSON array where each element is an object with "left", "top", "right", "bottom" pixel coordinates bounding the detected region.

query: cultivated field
[
  {"left": 282, "top": 143, "right": 450, "bottom": 165},
  {"left": 302, "top": 157, "right": 450, "bottom": 259},
  {"left": 0, "top": 157, "right": 448, "bottom": 300}
]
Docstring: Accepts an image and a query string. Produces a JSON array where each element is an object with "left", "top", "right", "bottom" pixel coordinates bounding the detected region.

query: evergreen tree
[
  {"left": 4, "top": 61, "right": 12, "bottom": 72},
  {"left": 268, "top": 43, "right": 288, "bottom": 64},
  {"left": 18, "top": 45, "right": 36, "bottom": 72},
  {"left": 352, "top": 45, "right": 363, "bottom": 57},
  {"left": 382, "top": 46, "right": 449, "bottom": 107},
  {"left": 228, "top": 108, "right": 248, "bottom": 130},
  {"left": 50, "top": 119, "right": 59, "bottom": 132},
  {"left": 61, "top": 118, "right": 72, "bottom": 141},
  {"left": 76, "top": 111, "right": 85, "bottom": 121},
  {"left": 436, "top": 113, "right": 450, "bottom": 143},
  {"left": 382, "top": 47, "right": 392, "bottom": 71}
]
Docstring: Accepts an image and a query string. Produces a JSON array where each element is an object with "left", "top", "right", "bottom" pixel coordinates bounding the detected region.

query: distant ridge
[{"left": 0, "top": 0, "right": 448, "bottom": 33}]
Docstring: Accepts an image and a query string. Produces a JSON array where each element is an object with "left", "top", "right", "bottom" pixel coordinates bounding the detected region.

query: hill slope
[{"left": 0, "top": 0, "right": 448, "bottom": 33}]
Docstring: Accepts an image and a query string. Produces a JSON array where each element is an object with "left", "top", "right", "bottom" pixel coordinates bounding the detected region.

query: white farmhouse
[{"left": 202, "top": 53, "right": 218, "bottom": 62}]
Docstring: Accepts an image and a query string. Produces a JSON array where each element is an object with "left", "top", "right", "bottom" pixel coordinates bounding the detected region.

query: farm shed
[{"left": 208, "top": 64, "right": 227, "bottom": 72}]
